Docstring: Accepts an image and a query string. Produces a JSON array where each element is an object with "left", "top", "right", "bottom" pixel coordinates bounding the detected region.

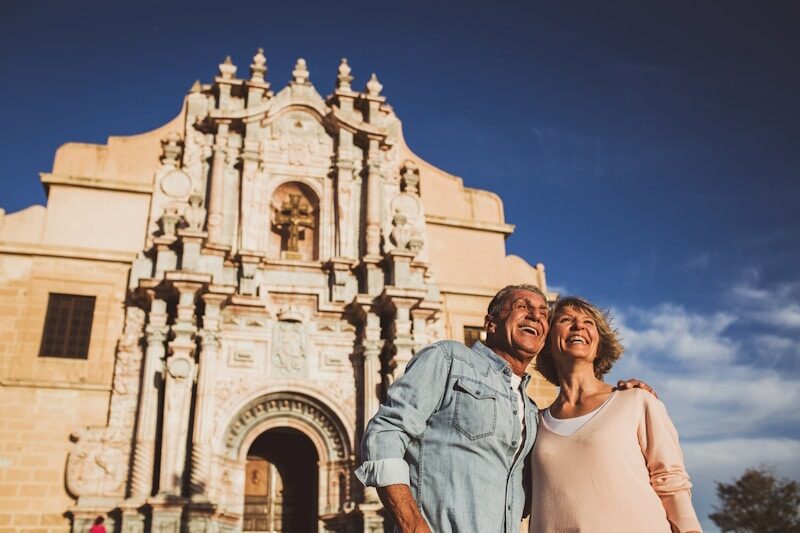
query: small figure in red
[{"left": 89, "top": 516, "right": 106, "bottom": 533}]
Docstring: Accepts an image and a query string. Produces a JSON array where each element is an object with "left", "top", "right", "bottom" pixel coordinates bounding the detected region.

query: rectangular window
[
  {"left": 463, "top": 326, "right": 485, "bottom": 348},
  {"left": 39, "top": 293, "right": 96, "bottom": 359}
]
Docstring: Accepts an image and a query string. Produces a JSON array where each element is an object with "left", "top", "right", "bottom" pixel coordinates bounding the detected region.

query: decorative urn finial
[
  {"left": 366, "top": 73, "right": 383, "bottom": 97},
  {"left": 218, "top": 55, "right": 237, "bottom": 79},
  {"left": 337, "top": 58, "right": 353, "bottom": 91},
  {"left": 250, "top": 48, "right": 267, "bottom": 82},
  {"left": 292, "top": 58, "right": 310, "bottom": 84}
]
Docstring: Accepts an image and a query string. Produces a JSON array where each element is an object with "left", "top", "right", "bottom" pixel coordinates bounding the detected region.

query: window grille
[{"left": 39, "top": 293, "right": 95, "bottom": 359}]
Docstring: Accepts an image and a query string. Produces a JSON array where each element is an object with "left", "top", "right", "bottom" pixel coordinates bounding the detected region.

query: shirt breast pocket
[{"left": 453, "top": 378, "right": 497, "bottom": 440}]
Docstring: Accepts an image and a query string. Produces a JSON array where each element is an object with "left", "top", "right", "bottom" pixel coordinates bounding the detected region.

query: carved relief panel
[
  {"left": 262, "top": 110, "right": 332, "bottom": 170},
  {"left": 271, "top": 321, "right": 311, "bottom": 378}
]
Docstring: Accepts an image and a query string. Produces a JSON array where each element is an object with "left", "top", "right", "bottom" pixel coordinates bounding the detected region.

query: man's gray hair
[{"left": 487, "top": 284, "right": 547, "bottom": 318}]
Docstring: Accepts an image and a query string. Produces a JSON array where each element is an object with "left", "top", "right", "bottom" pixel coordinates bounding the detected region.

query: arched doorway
[
  {"left": 221, "top": 391, "right": 357, "bottom": 531},
  {"left": 243, "top": 428, "right": 318, "bottom": 532}
]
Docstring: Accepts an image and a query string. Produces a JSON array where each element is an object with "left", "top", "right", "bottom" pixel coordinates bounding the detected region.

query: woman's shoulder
[{"left": 613, "top": 387, "right": 665, "bottom": 410}]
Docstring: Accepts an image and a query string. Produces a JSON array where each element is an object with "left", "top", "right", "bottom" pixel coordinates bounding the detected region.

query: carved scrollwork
[
  {"left": 65, "top": 306, "right": 146, "bottom": 499},
  {"left": 223, "top": 392, "right": 349, "bottom": 461}
]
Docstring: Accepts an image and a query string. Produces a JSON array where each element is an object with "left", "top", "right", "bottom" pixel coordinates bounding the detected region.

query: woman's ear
[{"left": 484, "top": 314, "right": 496, "bottom": 334}]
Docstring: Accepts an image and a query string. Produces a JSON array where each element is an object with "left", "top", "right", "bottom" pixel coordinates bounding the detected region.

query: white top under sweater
[{"left": 542, "top": 392, "right": 614, "bottom": 436}]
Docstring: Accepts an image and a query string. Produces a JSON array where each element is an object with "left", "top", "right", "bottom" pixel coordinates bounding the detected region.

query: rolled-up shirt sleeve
[
  {"left": 637, "top": 392, "right": 703, "bottom": 532},
  {"left": 355, "top": 342, "right": 451, "bottom": 488}
]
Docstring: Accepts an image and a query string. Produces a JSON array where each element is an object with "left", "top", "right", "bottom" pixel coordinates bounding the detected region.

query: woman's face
[{"left": 549, "top": 306, "right": 600, "bottom": 361}]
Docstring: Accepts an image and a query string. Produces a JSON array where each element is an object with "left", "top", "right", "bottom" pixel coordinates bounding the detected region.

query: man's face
[{"left": 484, "top": 290, "right": 549, "bottom": 362}]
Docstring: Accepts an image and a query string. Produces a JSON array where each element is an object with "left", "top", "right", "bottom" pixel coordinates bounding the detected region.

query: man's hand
[
  {"left": 615, "top": 378, "right": 658, "bottom": 398},
  {"left": 377, "top": 484, "right": 431, "bottom": 533}
]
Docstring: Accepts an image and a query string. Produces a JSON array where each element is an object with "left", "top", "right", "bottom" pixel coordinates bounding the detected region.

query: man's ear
[{"left": 484, "top": 314, "right": 496, "bottom": 334}]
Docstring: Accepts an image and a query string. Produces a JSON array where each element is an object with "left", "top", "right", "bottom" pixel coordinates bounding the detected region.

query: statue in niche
[
  {"left": 184, "top": 193, "right": 206, "bottom": 232},
  {"left": 387, "top": 194, "right": 424, "bottom": 254},
  {"left": 273, "top": 194, "right": 315, "bottom": 260},
  {"left": 391, "top": 212, "right": 414, "bottom": 250}
]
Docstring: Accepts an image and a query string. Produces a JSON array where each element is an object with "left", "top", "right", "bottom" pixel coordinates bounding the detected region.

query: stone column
[
  {"left": 391, "top": 298, "right": 416, "bottom": 375},
  {"left": 361, "top": 306, "right": 382, "bottom": 506},
  {"left": 189, "top": 293, "right": 226, "bottom": 500},
  {"left": 207, "top": 121, "right": 230, "bottom": 245},
  {"left": 239, "top": 126, "right": 261, "bottom": 252},
  {"left": 158, "top": 281, "right": 201, "bottom": 496},
  {"left": 364, "top": 138, "right": 382, "bottom": 258},
  {"left": 362, "top": 309, "right": 382, "bottom": 425},
  {"left": 129, "top": 296, "right": 168, "bottom": 498},
  {"left": 411, "top": 308, "right": 430, "bottom": 353},
  {"left": 336, "top": 128, "right": 357, "bottom": 259}
]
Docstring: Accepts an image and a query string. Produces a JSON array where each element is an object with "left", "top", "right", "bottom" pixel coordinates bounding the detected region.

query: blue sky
[{"left": 2, "top": 1, "right": 798, "bottom": 529}]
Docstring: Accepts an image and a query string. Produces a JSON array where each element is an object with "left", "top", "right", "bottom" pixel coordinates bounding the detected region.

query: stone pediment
[{"left": 269, "top": 84, "right": 329, "bottom": 121}]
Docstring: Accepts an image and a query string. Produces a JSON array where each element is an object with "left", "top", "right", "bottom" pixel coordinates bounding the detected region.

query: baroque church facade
[{"left": 0, "top": 50, "right": 556, "bottom": 532}]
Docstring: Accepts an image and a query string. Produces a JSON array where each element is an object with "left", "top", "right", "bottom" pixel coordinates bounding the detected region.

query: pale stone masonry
[{"left": 0, "top": 50, "right": 557, "bottom": 532}]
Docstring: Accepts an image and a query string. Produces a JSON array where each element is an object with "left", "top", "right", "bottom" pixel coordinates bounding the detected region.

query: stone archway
[{"left": 220, "top": 391, "right": 355, "bottom": 532}]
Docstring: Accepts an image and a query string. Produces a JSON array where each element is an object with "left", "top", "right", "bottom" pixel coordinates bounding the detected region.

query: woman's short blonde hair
[{"left": 535, "top": 296, "right": 624, "bottom": 386}]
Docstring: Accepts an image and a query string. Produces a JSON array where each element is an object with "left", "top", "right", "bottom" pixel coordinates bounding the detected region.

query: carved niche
[
  {"left": 384, "top": 193, "right": 425, "bottom": 255},
  {"left": 269, "top": 182, "right": 319, "bottom": 261},
  {"left": 381, "top": 160, "right": 428, "bottom": 256}
]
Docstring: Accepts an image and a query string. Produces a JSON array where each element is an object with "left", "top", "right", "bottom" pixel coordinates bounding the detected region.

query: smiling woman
[
  {"left": 529, "top": 296, "right": 703, "bottom": 533},
  {"left": 535, "top": 296, "right": 623, "bottom": 385}
]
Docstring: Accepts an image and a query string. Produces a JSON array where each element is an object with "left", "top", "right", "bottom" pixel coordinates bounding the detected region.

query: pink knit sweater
[{"left": 530, "top": 389, "right": 702, "bottom": 532}]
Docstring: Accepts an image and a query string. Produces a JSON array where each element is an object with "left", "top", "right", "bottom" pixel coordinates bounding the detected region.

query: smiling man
[{"left": 355, "top": 284, "right": 549, "bottom": 533}]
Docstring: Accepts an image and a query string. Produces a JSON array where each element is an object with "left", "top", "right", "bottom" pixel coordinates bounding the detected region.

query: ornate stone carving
[
  {"left": 291, "top": 58, "right": 310, "bottom": 85},
  {"left": 249, "top": 48, "right": 267, "bottom": 83},
  {"left": 66, "top": 306, "right": 145, "bottom": 498},
  {"left": 400, "top": 160, "right": 420, "bottom": 195},
  {"left": 386, "top": 193, "right": 424, "bottom": 254},
  {"left": 182, "top": 126, "right": 209, "bottom": 189},
  {"left": 390, "top": 212, "right": 414, "bottom": 250},
  {"left": 160, "top": 205, "right": 180, "bottom": 237},
  {"left": 218, "top": 55, "right": 237, "bottom": 79},
  {"left": 271, "top": 321, "right": 309, "bottom": 376},
  {"left": 277, "top": 304, "right": 305, "bottom": 323},
  {"left": 274, "top": 194, "right": 315, "bottom": 253},
  {"left": 66, "top": 431, "right": 127, "bottom": 497},
  {"left": 277, "top": 117, "right": 323, "bottom": 166},
  {"left": 223, "top": 393, "right": 349, "bottom": 461},
  {"left": 167, "top": 354, "right": 193, "bottom": 379},
  {"left": 366, "top": 73, "right": 383, "bottom": 97},
  {"left": 160, "top": 169, "right": 192, "bottom": 199},
  {"left": 336, "top": 177, "right": 356, "bottom": 255},
  {"left": 184, "top": 193, "right": 206, "bottom": 231},
  {"left": 161, "top": 132, "right": 183, "bottom": 167},
  {"left": 336, "top": 58, "right": 353, "bottom": 92}
]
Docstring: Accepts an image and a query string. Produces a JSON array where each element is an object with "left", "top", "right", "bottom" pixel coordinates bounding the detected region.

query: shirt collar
[{"left": 472, "top": 340, "right": 530, "bottom": 383}]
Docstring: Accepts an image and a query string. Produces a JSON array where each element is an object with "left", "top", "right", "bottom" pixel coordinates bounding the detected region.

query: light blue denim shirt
[{"left": 355, "top": 340, "right": 538, "bottom": 533}]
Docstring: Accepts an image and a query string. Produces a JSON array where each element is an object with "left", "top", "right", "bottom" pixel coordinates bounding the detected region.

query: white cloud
[
  {"left": 757, "top": 305, "right": 800, "bottom": 329},
  {"left": 603, "top": 282, "right": 800, "bottom": 532},
  {"left": 732, "top": 281, "right": 800, "bottom": 330},
  {"left": 614, "top": 304, "right": 738, "bottom": 365}
]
